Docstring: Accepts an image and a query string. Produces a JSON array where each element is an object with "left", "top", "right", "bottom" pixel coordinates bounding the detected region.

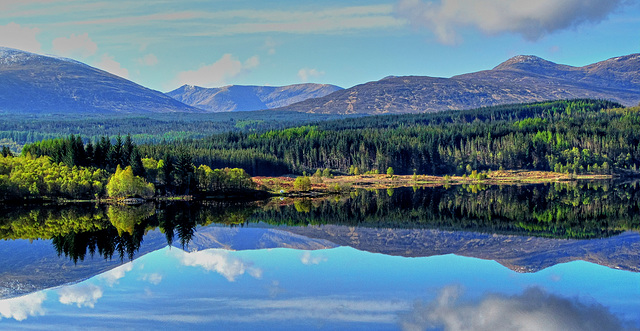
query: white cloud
[
  {"left": 0, "top": 292, "right": 46, "bottom": 321},
  {"left": 0, "top": 0, "right": 67, "bottom": 10},
  {"left": 395, "top": 0, "right": 627, "bottom": 45},
  {"left": 46, "top": 5, "right": 404, "bottom": 36},
  {"left": 136, "top": 53, "right": 158, "bottom": 66},
  {"left": 264, "top": 37, "right": 278, "bottom": 55},
  {"left": 52, "top": 32, "right": 97, "bottom": 58},
  {"left": 57, "top": 11, "right": 200, "bottom": 27},
  {"left": 100, "top": 262, "right": 134, "bottom": 286},
  {"left": 175, "top": 249, "right": 262, "bottom": 282},
  {"left": 0, "top": 22, "right": 41, "bottom": 53},
  {"left": 298, "top": 68, "right": 325, "bottom": 82},
  {"left": 300, "top": 251, "right": 328, "bottom": 265},
  {"left": 142, "top": 273, "right": 163, "bottom": 285},
  {"left": 174, "top": 54, "right": 259, "bottom": 88},
  {"left": 398, "top": 286, "right": 637, "bottom": 331},
  {"left": 95, "top": 53, "right": 129, "bottom": 79},
  {"left": 58, "top": 284, "right": 103, "bottom": 308},
  {"left": 244, "top": 55, "right": 259, "bottom": 69}
]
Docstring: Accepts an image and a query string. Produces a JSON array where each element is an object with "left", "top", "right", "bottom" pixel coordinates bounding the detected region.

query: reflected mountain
[
  {"left": 0, "top": 182, "right": 639, "bottom": 298},
  {"left": 283, "top": 226, "right": 640, "bottom": 273}
]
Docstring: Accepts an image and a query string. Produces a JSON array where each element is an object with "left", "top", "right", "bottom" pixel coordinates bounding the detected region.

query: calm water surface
[{"left": 0, "top": 183, "right": 639, "bottom": 330}]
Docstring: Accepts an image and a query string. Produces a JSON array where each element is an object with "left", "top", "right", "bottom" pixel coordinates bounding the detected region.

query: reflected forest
[{"left": 1, "top": 181, "right": 638, "bottom": 262}]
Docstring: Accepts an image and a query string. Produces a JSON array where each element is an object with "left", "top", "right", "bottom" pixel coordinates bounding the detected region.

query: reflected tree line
[
  {"left": 1, "top": 182, "right": 639, "bottom": 262},
  {"left": 256, "top": 182, "right": 640, "bottom": 239}
]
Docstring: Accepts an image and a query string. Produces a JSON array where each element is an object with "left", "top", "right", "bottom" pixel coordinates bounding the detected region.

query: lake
[{"left": 0, "top": 182, "right": 639, "bottom": 330}]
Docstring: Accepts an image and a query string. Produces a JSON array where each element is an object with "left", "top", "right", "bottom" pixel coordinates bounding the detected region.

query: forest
[
  {"left": 138, "top": 99, "right": 640, "bottom": 176},
  {"left": 0, "top": 110, "right": 347, "bottom": 151},
  {"left": 2, "top": 99, "right": 639, "bottom": 201},
  {"left": 1, "top": 134, "right": 256, "bottom": 200}
]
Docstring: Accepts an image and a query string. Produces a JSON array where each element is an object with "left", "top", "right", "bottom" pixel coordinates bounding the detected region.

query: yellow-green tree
[
  {"left": 195, "top": 165, "right": 256, "bottom": 192},
  {"left": 106, "top": 165, "right": 155, "bottom": 199},
  {"left": 386, "top": 167, "right": 394, "bottom": 177},
  {"left": 293, "top": 176, "right": 311, "bottom": 191}
]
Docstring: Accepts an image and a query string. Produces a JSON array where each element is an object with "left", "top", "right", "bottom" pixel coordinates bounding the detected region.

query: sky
[{"left": 0, "top": 0, "right": 639, "bottom": 92}]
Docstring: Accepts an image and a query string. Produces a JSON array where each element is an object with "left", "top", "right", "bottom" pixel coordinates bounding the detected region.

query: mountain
[
  {"left": 166, "top": 83, "right": 343, "bottom": 112},
  {"left": 276, "top": 54, "right": 640, "bottom": 115},
  {"left": 0, "top": 47, "right": 198, "bottom": 114}
]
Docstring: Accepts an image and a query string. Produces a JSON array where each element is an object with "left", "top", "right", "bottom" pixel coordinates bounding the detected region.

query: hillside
[
  {"left": 0, "top": 47, "right": 198, "bottom": 114},
  {"left": 276, "top": 54, "right": 640, "bottom": 114},
  {"left": 166, "top": 83, "right": 342, "bottom": 112}
]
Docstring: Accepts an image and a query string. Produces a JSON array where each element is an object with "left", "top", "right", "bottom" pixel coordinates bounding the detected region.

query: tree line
[
  {"left": 136, "top": 99, "right": 639, "bottom": 176},
  {"left": 1, "top": 134, "right": 256, "bottom": 201},
  {"left": 0, "top": 111, "right": 345, "bottom": 152}
]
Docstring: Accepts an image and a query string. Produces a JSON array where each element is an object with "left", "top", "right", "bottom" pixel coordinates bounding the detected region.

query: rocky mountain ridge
[
  {"left": 2, "top": 47, "right": 639, "bottom": 115},
  {"left": 276, "top": 53, "right": 640, "bottom": 114}
]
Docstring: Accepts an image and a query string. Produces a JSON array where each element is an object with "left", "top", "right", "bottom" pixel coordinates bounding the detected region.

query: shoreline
[
  {"left": 254, "top": 170, "right": 617, "bottom": 195},
  {"left": 0, "top": 170, "right": 626, "bottom": 204}
]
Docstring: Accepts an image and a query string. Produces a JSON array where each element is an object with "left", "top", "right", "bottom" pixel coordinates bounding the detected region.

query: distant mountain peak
[
  {"left": 0, "top": 46, "right": 83, "bottom": 66},
  {"left": 0, "top": 47, "right": 37, "bottom": 65},
  {"left": 493, "top": 55, "right": 560, "bottom": 71},
  {"left": 167, "top": 83, "right": 343, "bottom": 112},
  {"left": 507, "top": 55, "right": 545, "bottom": 63},
  {"left": 176, "top": 84, "right": 200, "bottom": 92},
  {"left": 604, "top": 53, "right": 640, "bottom": 62}
]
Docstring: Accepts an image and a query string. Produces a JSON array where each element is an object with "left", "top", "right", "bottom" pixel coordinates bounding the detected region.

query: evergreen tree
[{"left": 129, "top": 148, "right": 146, "bottom": 178}]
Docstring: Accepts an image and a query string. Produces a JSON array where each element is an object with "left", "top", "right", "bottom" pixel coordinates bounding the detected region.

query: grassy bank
[{"left": 254, "top": 170, "right": 614, "bottom": 195}]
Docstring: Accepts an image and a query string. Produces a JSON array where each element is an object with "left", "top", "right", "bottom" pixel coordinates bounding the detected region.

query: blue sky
[{"left": 1, "top": 0, "right": 639, "bottom": 92}]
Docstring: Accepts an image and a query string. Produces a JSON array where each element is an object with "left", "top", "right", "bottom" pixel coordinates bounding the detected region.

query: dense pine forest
[
  {"left": 0, "top": 111, "right": 347, "bottom": 151},
  {"left": 139, "top": 99, "right": 639, "bottom": 176},
  {"left": 2, "top": 99, "right": 639, "bottom": 201}
]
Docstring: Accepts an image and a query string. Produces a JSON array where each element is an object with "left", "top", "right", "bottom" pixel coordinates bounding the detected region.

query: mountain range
[
  {"left": 1, "top": 46, "right": 639, "bottom": 115},
  {"left": 166, "top": 83, "right": 342, "bottom": 112},
  {"left": 276, "top": 54, "right": 640, "bottom": 114}
]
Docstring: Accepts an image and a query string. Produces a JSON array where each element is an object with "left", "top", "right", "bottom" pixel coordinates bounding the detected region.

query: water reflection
[
  {"left": 170, "top": 249, "right": 263, "bottom": 282},
  {"left": 0, "top": 182, "right": 638, "bottom": 263},
  {"left": 0, "top": 292, "right": 46, "bottom": 321},
  {"left": 0, "top": 182, "right": 639, "bottom": 314},
  {"left": 400, "top": 286, "right": 637, "bottom": 331},
  {"left": 0, "top": 246, "right": 638, "bottom": 330},
  {"left": 58, "top": 284, "right": 102, "bottom": 308},
  {"left": 99, "top": 263, "right": 133, "bottom": 286}
]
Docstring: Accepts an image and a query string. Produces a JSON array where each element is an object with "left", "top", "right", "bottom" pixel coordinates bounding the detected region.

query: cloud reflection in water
[
  {"left": 172, "top": 249, "right": 262, "bottom": 282},
  {"left": 58, "top": 284, "right": 103, "bottom": 308},
  {"left": 100, "top": 262, "right": 133, "bottom": 286},
  {"left": 300, "top": 251, "right": 328, "bottom": 265},
  {"left": 399, "top": 286, "right": 639, "bottom": 331},
  {"left": 0, "top": 292, "right": 46, "bottom": 321}
]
